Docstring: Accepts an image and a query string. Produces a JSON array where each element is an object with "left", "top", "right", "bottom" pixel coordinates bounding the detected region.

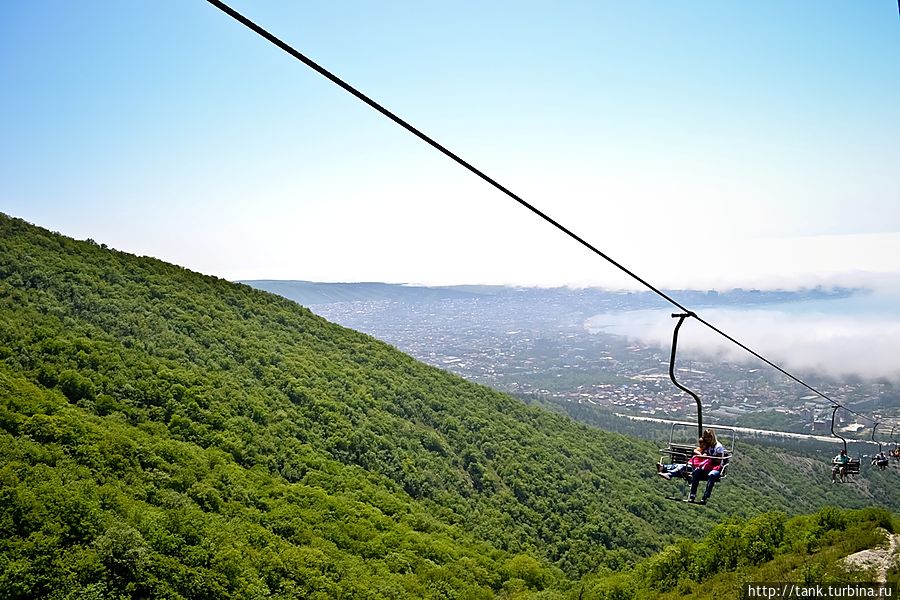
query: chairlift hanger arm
[
  {"left": 831, "top": 406, "right": 848, "bottom": 454},
  {"left": 669, "top": 312, "right": 702, "bottom": 439}
]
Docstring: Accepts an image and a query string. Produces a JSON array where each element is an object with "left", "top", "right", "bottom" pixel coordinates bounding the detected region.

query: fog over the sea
[{"left": 586, "top": 274, "right": 900, "bottom": 384}]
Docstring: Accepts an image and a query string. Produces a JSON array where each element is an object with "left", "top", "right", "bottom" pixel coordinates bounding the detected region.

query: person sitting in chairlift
[
  {"left": 688, "top": 429, "right": 725, "bottom": 504},
  {"left": 657, "top": 429, "right": 725, "bottom": 504},
  {"left": 872, "top": 451, "right": 888, "bottom": 470},
  {"left": 832, "top": 449, "right": 850, "bottom": 483}
]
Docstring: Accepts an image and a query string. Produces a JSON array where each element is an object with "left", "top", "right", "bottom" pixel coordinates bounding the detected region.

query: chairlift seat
[
  {"left": 832, "top": 458, "right": 860, "bottom": 476},
  {"left": 658, "top": 423, "right": 736, "bottom": 485},
  {"left": 660, "top": 444, "right": 694, "bottom": 465}
]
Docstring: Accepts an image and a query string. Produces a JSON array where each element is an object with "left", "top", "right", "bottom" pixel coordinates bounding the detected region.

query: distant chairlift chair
[
  {"left": 830, "top": 406, "right": 860, "bottom": 482},
  {"left": 871, "top": 423, "right": 889, "bottom": 471},
  {"left": 890, "top": 426, "right": 900, "bottom": 462}
]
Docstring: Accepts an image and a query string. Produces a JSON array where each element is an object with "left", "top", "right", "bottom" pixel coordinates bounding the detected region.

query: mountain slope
[
  {"left": 1, "top": 213, "right": 898, "bottom": 598},
  {"left": 0, "top": 215, "right": 667, "bottom": 574},
  {"left": 580, "top": 507, "right": 899, "bottom": 599},
  {"left": 0, "top": 364, "right": 515, "bottom": 598}
]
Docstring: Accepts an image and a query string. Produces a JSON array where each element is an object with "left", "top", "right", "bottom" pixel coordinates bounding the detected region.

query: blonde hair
[{"left": 702, "top": 429, "right": 718, "bottom": 447}]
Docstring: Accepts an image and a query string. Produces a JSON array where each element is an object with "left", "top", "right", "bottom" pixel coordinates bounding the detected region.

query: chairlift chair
[
  {"left": 871, "top": 422, "right": 889, "bottom": 471},
  {"left": 830, "top": 406, "right": 860, "bottom": 482},
  {"left": 891, "top": 425, "right": 900, "bottom": 461},
  {"left": 658, "top": 421, "right": 736, "bottom": 499},
  {"left": 656, "top": 313, "right": 736, "bottom": 505}
]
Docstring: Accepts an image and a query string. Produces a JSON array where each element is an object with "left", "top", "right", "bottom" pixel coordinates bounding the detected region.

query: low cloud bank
[{"left": 587, "top": 277, "right": 900, "bottom": 384}]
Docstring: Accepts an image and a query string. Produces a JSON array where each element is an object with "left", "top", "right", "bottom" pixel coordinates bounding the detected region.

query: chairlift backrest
[{"left": 666, "top": 444, "right": 695, "bottom": 465}]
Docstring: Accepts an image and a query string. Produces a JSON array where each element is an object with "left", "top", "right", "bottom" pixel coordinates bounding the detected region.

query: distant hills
[
  {"left": 239, "top": 280, "right": 489, "bottom": 305},
  {"left": 241, "top": 279, "right": 855, "bottom": 309},
  {"left": 1, "top": 213, "right": 895, "bottom": 598}
]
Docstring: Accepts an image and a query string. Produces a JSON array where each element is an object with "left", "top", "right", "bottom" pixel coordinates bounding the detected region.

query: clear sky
[{"left": 2, "top": 1, "right": 899, "bottom": 290}]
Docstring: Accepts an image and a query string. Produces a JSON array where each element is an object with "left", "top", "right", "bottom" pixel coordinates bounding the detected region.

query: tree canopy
[{"left": 1, "top": 213, "right": 898, "bottom": 598}]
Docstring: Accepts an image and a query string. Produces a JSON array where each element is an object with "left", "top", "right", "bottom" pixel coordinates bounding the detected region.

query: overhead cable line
[{"left": 205, "top": 0, "right": 889, "bottom": 428}]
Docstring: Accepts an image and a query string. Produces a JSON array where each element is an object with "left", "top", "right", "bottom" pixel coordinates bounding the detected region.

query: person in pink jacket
[
  {"left": 689, "top": 429, "right": 726, "bottom": 503},
  {"left": 657, "top": 438, "right": 711, "bottom": 480}
]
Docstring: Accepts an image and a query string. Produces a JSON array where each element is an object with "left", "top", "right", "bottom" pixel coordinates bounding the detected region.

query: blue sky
[{"left": 2, "top": 1, "right": 898, "bottom": 289}]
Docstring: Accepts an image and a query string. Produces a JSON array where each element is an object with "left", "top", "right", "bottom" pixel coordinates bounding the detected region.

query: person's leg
[
  {"left": 657, "top": 464, "right": 678, "bottom": 479},
  {"left": 689, "top": 469, "right": 703, "bottom": 500},
  {"left": 702, "top": 470, "right": 720, "bottom": 501}
]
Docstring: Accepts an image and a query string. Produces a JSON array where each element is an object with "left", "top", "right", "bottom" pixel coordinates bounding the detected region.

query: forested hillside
[
  {"left": 582, "top": 506, "right": 899, "bottom": 599},
  {"left": 1, "top": 213, "right": 897, "bottom": 598}
]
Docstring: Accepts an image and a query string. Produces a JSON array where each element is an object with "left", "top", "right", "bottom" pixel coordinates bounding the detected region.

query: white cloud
[{"left": 586, "top": 277, "right": 900, "bottom": 383}]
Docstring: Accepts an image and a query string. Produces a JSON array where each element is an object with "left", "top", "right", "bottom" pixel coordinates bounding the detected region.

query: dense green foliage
[
  {"left": 579, "top": 507, "right": 899, "bottom": 599},
  {"left": 1, "top": 213, "right": 898, "bottom": 598},
  {"left": 0, "top": 366, "right": 518, "bottom": 598}
]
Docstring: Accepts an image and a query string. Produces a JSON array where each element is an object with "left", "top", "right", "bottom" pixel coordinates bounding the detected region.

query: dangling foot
[{"left": 657, "top": 472, "right": 671, "bottom": 480}]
